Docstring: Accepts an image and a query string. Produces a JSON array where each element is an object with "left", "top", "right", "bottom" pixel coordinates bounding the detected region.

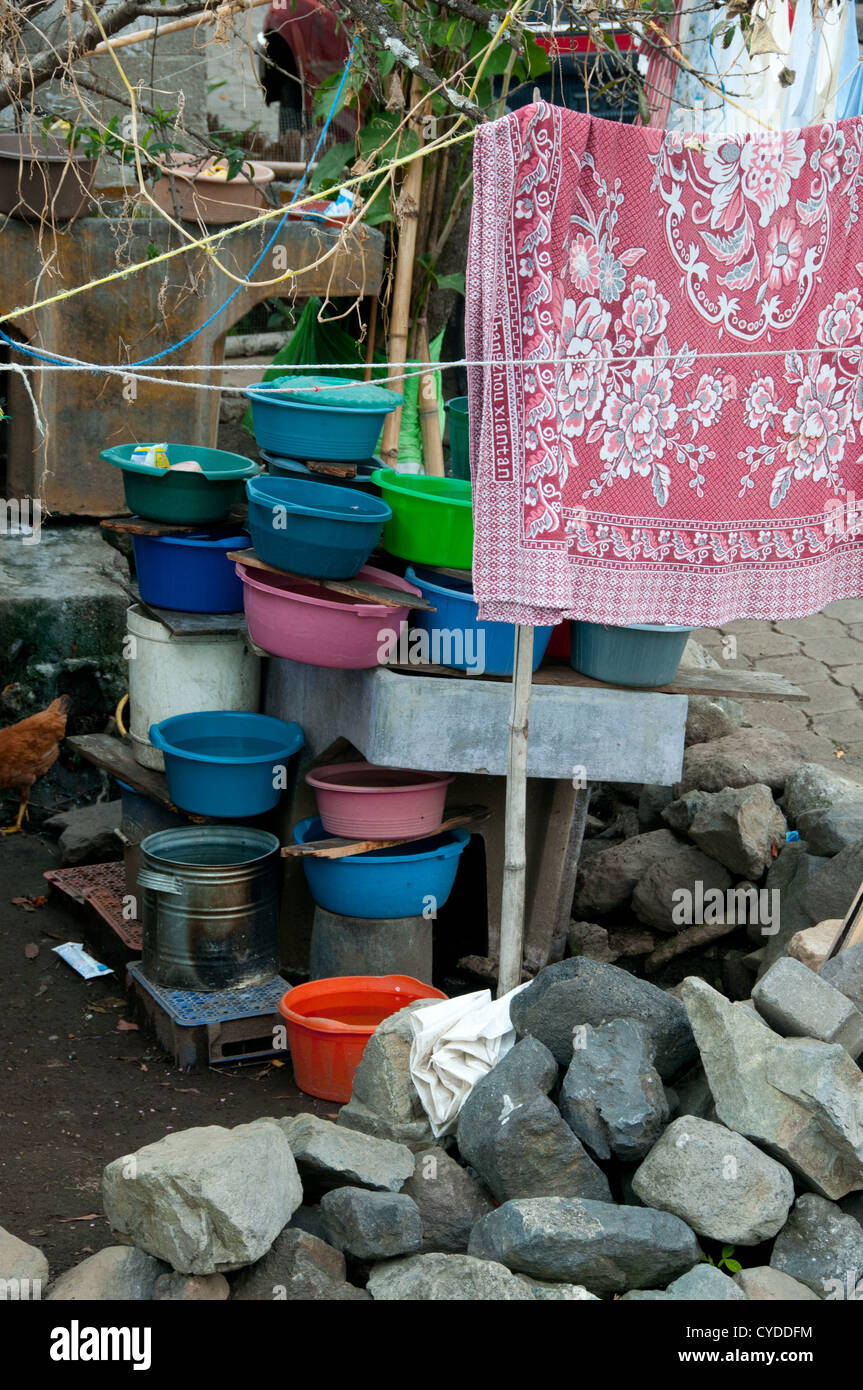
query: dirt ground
[{"left": 0, "top": 831, "right": 329, "bottom": 1279}]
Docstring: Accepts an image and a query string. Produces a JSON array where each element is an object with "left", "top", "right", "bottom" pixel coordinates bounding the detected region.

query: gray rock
[
  {"left": 509, "top": 957, "right": 697, "bottom": 1079},
  {"left": 455, "top": 1037, "right": 612, "bottom": 1204},
  {"left": 277, "top": 1114, "right": 414, "bottom": 1196},
  {"left": 44, "top": 799, "right": 122, "bottom": 866},
  {"left": 559, "top": 1019, "right": 669, "bottom": 1162},
  {"left": 516, "top": 1275, "right": 599, "bottom": 1300},
  {"left": 752, "top": 957, "right": 863, "bottom": 1058},
  {"left": 152, "top": 1273, "right": 229, "bottom": 1300},
  {"left": 771, "top": 1193, "right": 863, "bottom": 1297},
  {"left": 566, "top": 920, "right": 617, "bottom": 963},
  {"left": 102, "top": 1121, "right": 302, "bottom": 1275},
  {"left": 685, "top": 696, "right": 744, "bottom": 748},
  {"left": 573, "top": 830, "right": 682, "bottom": 917},
  {"left": 663, "top": 790, "right": 711, "bottom": 834},
  {"left": 674, "top": 1065, "right": 718, "bottom": 1122},
  {"left": 400, "top": 1147, "right": 493, "bottom": 1253},
  {"left": 681, "top": 978, "right": 863, "bottom": 1199},
  {"left": 320, "top": 1188, "right": 423, "bottom": 1261},
  {"left": 468, "top": 1197, "right": 701, "bottom": 1296},
  {"left": 337, "top": 1001, "right": 436, "bottom": 1151},
  {"left": 632, "top": 1116, "right": 794, "bottom": 1245},
  {"left": 733, "top": 1266, "right": 820, "bottom": 1301},
  {"left": 46, "top": 1247, "right": 168, "bottom": 1301},
  {"left": 675, "top": 729, "right": 818, "bottom": 797},
  {"left": 821, "top": 944, "right": 863, "bottom": 1011},
  {"left": 784, "top": 763, "right": 863, "bottom": 824},
  {"left": 0, "top": 1225, "right": 48, "bottom": 1286},
  {"left": 664, "top": 1265, "right": 747, "bottom": 1300},
  {"left": 638, "top": 785, "right": 674, "bottom": 830},
  {"left": 366, "top": 1252, "right": 594, "bottom": 1301},
  {"left": 801, "top": 806, "right": 863, "bottom": 857},
  {"left": 688, "top": 784, "right": 787, "bottom": 879},
  {"left": 763, "top": 839, "right": 863, "bottom": 970},
  {"left": 631, "top": 845, "right": 733, "bottom": 933},
  {"left": 619, "top": 1289, "right": 672, "bottom": 1300},
  {"left": 230, "top": 1226, "right": 368, "bottom": 1301},
  {"left": 759, "top": 843, "right": 831, "bottom": 971}
]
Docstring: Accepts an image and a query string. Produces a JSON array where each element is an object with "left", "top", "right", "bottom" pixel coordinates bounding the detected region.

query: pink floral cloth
[{"left": 466, "top": 102, "right": 863, "bottom": 626}]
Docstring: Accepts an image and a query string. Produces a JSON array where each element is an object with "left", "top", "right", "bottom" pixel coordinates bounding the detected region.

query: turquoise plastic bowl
[
  {"left": 149, "top": 711, "right": 304, "bottom": 817},
  {"left": 246, "top": 474, "right": 391, "bottom": 579},
  {"left": 294, "top": 816, "right": 469, "bottom": 919},
  {"left": 570, "top": 622, "right": 692, "bottom": 688},
  {"left": 245, "top": 376, "right": 402, "bottom": 461}
]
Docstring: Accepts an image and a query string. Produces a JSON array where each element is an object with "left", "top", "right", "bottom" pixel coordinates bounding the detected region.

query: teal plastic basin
[{"left": 570, "top": 622, "right": 692, "bottom": 688}]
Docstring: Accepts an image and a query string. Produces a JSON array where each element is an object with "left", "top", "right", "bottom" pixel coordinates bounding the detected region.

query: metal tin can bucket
[{"left": 138, "top": 826, "right": 281, "bottom": 991}]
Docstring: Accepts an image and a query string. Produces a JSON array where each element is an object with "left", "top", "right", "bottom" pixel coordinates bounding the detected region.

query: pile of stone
[{"left": 7, "top": 944, "right": 862, "bottom": 1301}]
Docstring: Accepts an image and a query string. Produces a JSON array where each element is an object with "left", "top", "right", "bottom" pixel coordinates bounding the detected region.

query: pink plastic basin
[
  {"left": 237, "top": 561, "right": 421, "bottom": 669},
  {"left": 305, "top": 761, "right": 455, "bottom": 839}
]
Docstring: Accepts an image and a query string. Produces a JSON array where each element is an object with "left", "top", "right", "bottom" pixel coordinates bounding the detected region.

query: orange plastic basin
[{"left": 278, "top": 975, "right": 446, "bottom": 1103}]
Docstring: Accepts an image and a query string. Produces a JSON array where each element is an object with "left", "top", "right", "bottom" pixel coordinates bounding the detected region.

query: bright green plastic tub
[
  {"left": 101, "top": 444, "right": 260, "bottom": 524},
  {"left": 370, "top": 469, "right": 473, "bottom": 569},
  {"left": 445, "top": 396, "right": 470, "bottom": 480},
  {"left": 570, "top": 621, "right": 692, "bottom": 688}
]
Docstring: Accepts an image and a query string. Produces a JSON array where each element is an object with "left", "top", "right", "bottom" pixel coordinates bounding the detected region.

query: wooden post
[
  {"left": 380, "top": 75, "right": 426, "bottom": 468},
  {"left": 498, "top": 624, "right": 535, "bottom": 996},
  {"left": 417, "top": 318, "right": 444, "bottom": 476}
]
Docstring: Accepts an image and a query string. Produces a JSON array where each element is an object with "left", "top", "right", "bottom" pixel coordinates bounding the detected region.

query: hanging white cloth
[{"left": 783, "top": 0, "right": 858, "bottom": 125}]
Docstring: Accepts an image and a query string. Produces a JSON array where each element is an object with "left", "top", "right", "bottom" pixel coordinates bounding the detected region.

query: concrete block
[{"left": 310, "top": 908, "right": 433, "bottom": 983}]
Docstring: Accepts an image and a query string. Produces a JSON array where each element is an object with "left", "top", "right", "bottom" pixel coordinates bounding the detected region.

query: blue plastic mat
[{"left": 127, "top": 961, "right": 287, "bottom": 1026}]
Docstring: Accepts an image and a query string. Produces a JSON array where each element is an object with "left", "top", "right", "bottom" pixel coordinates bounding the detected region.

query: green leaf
[
  {"left": 433, "top": 271, "right": 465, "bottom": 294},
  {"left": 312, "top": 71, "right": 349, "bottom": 124},
  {"left": 524, "top": 34, "right": 551, "bottom": 78},
  {"left": 724, "top": 1260, "right": 743, "bottom": 1274},
  {"left": 636, "top": 84, "right": 651, "bottom": 124},
  {"left": 309, "top": 140, "right": 354, "bottom": 193},
  {"left": 721, "top": 1246, "right": 735, "bottom": 1259}
]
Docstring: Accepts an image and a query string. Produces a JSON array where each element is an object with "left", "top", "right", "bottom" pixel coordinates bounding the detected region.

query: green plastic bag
[{"left": 240, "top": 297, "right": 443, "bottom": 469}]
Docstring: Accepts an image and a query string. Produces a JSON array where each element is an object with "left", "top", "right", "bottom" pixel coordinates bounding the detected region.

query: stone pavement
[{"left": 693, "top": 599, "right": 863, "bottom": 778}]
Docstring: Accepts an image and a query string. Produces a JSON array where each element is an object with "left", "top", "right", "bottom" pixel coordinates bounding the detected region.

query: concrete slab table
[{"left": 266, "top": 658, "right": 688, "bottom": 974}]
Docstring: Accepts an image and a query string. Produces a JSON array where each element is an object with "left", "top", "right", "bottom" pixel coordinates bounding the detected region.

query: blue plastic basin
[
  {"left": 405, "top": 567, "right": 554, "bottom": 675},
  {"left": 245, "top": 378, "right": 401, "bottom": 461},
  {"left": 149, "top": 711, "right": 305, "bottom": 817},
  {"left": 294, "top": 815, "right": 469, "bottom": 919},
  {"left": 570, "top": 622, "right": 692, "bottom": 688},
  {"left": 246, "top": 474, "right": 391, "bottom": 579},
  {"left": 132, "top": 530, "right": 250, "bottom": 613}
]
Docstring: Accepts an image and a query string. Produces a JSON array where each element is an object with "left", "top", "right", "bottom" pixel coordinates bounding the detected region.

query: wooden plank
[
  {"left": 101, "top": 516, "right": 207, "bottom": 537},
  {"left": 282, "top": 805, "right": 489, "bottom": 859},
  {"left": 383, "top": 660, "right": 807, "bottom": 703},
  {"left": 67, "top": 734, "right": 208, "bottom": 822},
  {"left": 306, "top": 461, "right": 358, "bottom": 479},
  {"left": 228, "top": 549, "right": 437, "bottom": 611},
  {"left": 137, "top": 604, "right": 247, "bottom": 638}
]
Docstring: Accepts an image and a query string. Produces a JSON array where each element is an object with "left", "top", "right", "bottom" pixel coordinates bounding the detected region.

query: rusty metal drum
[{"left": 138, "top": 826, "right": 281, "bottom": 991}]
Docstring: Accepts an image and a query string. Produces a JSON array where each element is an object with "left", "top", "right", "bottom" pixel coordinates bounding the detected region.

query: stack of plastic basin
[{"left": 244, "top": 375, "right": 402, "bottom": 460}]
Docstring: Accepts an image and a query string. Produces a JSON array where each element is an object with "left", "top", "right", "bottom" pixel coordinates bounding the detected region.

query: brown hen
[{"left": 0, "top": 695, "right": 71, "bottom": 834}]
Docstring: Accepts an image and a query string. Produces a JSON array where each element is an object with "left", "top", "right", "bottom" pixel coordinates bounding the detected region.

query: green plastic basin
[
  {"left": 445, "top": 396, "right": 470, "bottom": 480},
  {"left": 101, "top": 444, "right": 260, "bottom": 523},
  {"left": 370, "top": 469, "right": 473, "bottom": 569}
]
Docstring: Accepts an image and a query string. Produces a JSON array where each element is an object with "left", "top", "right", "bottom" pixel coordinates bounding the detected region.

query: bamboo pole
[
  {"left": 89, "top": 0, "right": 272, "bottom": 54},
  {"left": 364, "top": 296, "right": 379, "bottom": 384},
  {"left": 417, "top": 318, "right": 444, "bottom": 477},
  {"left": 498, "top": 625, "right": 535, "bottom": 996},
  {"left": 380, "top": 74, "right": 426, "bottom": 468}
]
